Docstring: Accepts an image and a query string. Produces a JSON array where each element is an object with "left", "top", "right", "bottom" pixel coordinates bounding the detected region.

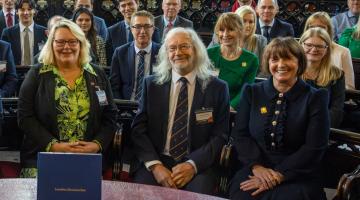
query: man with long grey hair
[{"left": 131, "top": 27, "right": 230, "bottom": 194}]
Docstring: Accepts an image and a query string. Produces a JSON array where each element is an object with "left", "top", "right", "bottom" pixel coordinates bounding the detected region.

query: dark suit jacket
[
  {"left": 106, "top": 20, "right": 161, "bottom": 65},
  {"left": 154, "top": 15, "right": 194, "bottom": 38},
  {"left": 94, "top": 15, "right": 107, "bottom": 40},
  {"left": 1, "top": 23, "right": 47, "bottom": 65},
  {"left": 131, "top": 75, "right": 230, "bottom": 173},
  {"left": 255, "top": 18, "right": 294, "bottom": 42},
  {"left": 0, "top": 40, "right": 17, "bottom": 97},
  {"left": 231, "top": 78, "right": 329, "bottom": 182},
  {"left": 17, "top": 63, "right": 117, "bottom": 168},
  {"left": 109, "top": 41, "right": 161, "bottom": 99},
  {"left": 0, "top": 10, "right": 18, "bottom": 36}
]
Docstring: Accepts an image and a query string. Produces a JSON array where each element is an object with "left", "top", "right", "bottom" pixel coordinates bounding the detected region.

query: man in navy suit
[
  {"left": 110, "top": 10, "right": 160, "bottom": 100},
  {"left": 131, "top": 27, "right": 229, "bottom": 195},
  {"left": 106, "top": 0, "right": 160, "bottom": 65},
  {"left": 255, "top": 0, "right": 294, "bottom": 43},
  {"left": 1, "top": 0, "right": 46, "bottom": 66},
  {"left": 0, "top": 0, "right": 18, "bottom": 34},
  {"left": 154, "top": 0, "right": 193, "bottom": 40},
  {"left": 74, "top": 0, "right": 107, "bottom": 40},
  {"left": 0, "top": 39, "right": 17, "bottom": 97}
]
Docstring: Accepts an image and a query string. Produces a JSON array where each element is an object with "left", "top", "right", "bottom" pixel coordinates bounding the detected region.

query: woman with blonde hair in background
[
  {"left": 207, "top": 12, "right": 259, "bottom": 110},
  {"left": 303, "top": 11, "right": 355, "bottom": 89},
  {"left": 300, "top": 27, "right": 345, "bottom": 128},
  {"left": 338, "top": 15, "right": 360, "bottom": 59}
]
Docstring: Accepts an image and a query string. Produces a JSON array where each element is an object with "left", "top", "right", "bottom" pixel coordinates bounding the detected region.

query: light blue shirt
[{"left": 332, "top": 11, "right": 359, "bottom": 41}]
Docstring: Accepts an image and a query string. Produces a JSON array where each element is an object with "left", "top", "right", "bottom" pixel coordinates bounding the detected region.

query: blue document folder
[{"left": 37, "top": 152, "right": 102, "bottom": 200}]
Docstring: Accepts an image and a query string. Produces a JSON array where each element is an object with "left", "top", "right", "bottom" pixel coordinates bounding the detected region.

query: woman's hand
[
  {"left": 252, "top": 165, "right": 282, "bottom": 189},
  {"left": 240, "top": 175, "right": 268, "bottom": 196},
  {"left": 50, "top": 141, "right": 100, "bottom": 153}
]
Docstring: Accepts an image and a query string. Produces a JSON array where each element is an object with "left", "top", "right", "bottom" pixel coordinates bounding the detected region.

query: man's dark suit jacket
[
  {"left": 154, "top": 15, "right": 194, "bottom": 38},
  {"left": 255, "top": 18, "right": 294, "bottom": 41},
  {"left": 131, "top": 75, "right": 230, "bottom": 174},
  {"left": 0, "top": 10, "right": 18, "bottom": 36},
  {"left": 1, "top": 23, "right": 47, "bottom": 65},
  {"left": 0, "top": 40, "right": 17, "bottom": 97},
  {"left": 109, "top": 41, "right": 161, "bottom": 99},
  {"left": 106, "top": 20, "right": 161, "bottom": 65}
]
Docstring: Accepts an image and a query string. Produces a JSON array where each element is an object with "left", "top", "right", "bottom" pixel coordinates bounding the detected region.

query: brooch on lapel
[{"left": 260, "top": 106, "right": 267, "bottom": 114}]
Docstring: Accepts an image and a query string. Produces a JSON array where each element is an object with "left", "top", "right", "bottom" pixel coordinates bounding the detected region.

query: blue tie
[
  {"left": 263, "top": 26, "right": 271, "bottom": 43},
  {"left": 127, "top": 26, "right": 133, "bottom": 42},
  {"left": 135, "top": 50, "right": 146, "bottom": 101},
  {"left": 170, "top": 77, "right": 189, "bottom": 161}
]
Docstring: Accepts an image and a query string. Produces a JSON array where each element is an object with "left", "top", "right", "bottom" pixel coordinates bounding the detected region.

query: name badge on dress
[
  {"left": 96, "top": 88, "right": 108, "bottom": 106},
  {"left": 195, "top": 108, "right": 213, "bottom": 124}
]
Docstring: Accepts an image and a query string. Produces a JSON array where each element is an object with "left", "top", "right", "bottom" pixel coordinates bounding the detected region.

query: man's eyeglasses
[
  {"left": 302, "top": 42, "right": 328, "bottom": 51},
  {"left": 53, "top": 39, "right": 79, "bottom": 47},
  {"left": 167, "top": 44, "right": 192, "bottom": 52},
  {"left": 131, "top": 24, "right": 154, "bottom": 31}
]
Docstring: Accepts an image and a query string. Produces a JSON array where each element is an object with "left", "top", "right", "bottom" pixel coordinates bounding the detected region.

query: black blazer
[
  {"left": 106, "top": 20, "right": 161, "bottom": 65},
  {"left": 0, "top": 10, "right": 18, "bottom": 36},
  {"left": 154, "top": 15, "right": 194, "bottom": 38},
  {"left": 1, "top": 23, "right": 47, "bottom": 65},
  {"left": 131, "top": 75, "right": 230, "bottom": 173},
  {"left": 109, "top": 41, "right": 161, "bottom": 99},
  {"left": 231, "top": 78, "right": 329, "bottom": 182},
  {"left": 255, "top": 18, "right": 294, "bottom": 42},
  {"left": 17, "top": 64, "right": 118, "bottom": 168}
]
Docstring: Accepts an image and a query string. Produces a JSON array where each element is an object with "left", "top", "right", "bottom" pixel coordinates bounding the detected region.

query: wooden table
[{"left": 0, "top": 178, "right": 227, "bottom": 200}]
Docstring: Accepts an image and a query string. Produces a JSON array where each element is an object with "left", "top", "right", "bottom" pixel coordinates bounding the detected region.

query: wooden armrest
[{"left": 330, "top": 128, "right": 360, "bottom": 146}]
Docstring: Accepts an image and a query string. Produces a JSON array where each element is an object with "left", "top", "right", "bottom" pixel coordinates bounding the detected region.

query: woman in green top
[
  {"left": 338, "top": 18, "right": 360, "bottom": 58},
  {"left": 207, "top": 12, "right": 259, "bottom": 110}
]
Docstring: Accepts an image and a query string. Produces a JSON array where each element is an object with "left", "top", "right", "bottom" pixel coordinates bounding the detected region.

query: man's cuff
[
  {"left": 186, "top": 160, "right": 198, "bottom": 174},
  {"left": 144, "top": 160, "right": 162, "bottom": 171},
  {"left": 92, "top": 140, "right": 103, "bottom": 152}
]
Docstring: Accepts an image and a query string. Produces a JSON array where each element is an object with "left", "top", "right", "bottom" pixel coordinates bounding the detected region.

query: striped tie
[
  {"left": 135, "top": 50, "right": 146, "bottom": 101},
  {"left": 170, "top": 77, "right": 189, "bottom": 161}
]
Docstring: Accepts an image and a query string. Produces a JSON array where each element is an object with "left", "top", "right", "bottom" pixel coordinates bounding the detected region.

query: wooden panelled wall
[{"left": 17, "top": 0, "right": 349, "bottom": 37}]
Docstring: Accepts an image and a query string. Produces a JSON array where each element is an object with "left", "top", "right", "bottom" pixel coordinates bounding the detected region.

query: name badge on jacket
[
  {"left": 195, "top": 108, "right": 213, "bottom": 124},
  {"left": 96, "top": 89, "right": 108, "bottom": 106}
]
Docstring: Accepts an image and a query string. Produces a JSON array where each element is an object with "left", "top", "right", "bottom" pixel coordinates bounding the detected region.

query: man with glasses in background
[
  {"left": 110, "top": 10, "right": 160, "bottom": 100},
  {"left": 106, "top": 0, "right": 160, "bottom": 65}
]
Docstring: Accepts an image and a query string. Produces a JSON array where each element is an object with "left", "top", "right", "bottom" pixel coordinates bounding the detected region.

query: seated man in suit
[
  {"left": 0, "top": 39, "right": 17, "bottom": 97},
  {"left": 0, "top": 0, "right": 18, "bottom": 34},
  {"left": 332, "top": 0, "right": 360, "bottom": 41},
  {"left": 106, "top": 0, "right": 160, "bottom": 65},
  {"left": 1, "top": 0, "right": 46, "bottom": 66},
  {"left": 131, "top": 27, "right": 230, "bottom": 195},
  {"left": 74, "top": 0, "right": 107, "bottom": 40},
  {"left": 255, "top": 0, "right": 294, "bottom": 43},
  {"left": 110, "top": 10, "right": 160, "bottom": 100},
  {"left": 155, "top": 0, "right": 193, "bottom": 40}
]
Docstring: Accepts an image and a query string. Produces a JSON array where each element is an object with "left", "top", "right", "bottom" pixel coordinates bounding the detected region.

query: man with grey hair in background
[
  {"left": 131, "top": 27, "right": 229, "bottom": 195},
  {"left": 154, "top": 0, "right": 193, "bottom": 40},
  {"left": 255, "top": 0, "right": 294, "bottom": 43}
]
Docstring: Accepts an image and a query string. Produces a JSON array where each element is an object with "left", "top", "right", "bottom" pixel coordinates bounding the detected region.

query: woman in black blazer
[
  {"left": 17, "top": 19, "right": 117, "bottom": 178},
  {"left": 229, "top": 37, "right": 330, "bottom": 200}
]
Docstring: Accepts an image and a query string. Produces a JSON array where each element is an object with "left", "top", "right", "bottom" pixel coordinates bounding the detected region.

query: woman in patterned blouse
[
  {"left": 17, "top": 19, "right": 117, "bottom": 177},
  {"left": 72, "top": 7, "right": 107, "bottom": 67}
]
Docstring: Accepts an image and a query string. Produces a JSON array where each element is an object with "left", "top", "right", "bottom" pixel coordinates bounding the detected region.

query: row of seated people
[{"left": 1, "top": 7, "right": 358, "bottom": 199}]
